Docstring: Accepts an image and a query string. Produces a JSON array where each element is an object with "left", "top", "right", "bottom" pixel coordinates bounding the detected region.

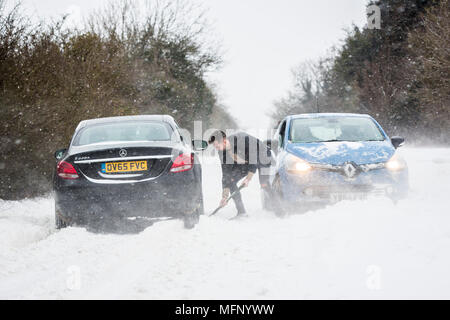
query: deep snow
[{"left": 0, "top": 147, "right": 449, "bottom": 299}]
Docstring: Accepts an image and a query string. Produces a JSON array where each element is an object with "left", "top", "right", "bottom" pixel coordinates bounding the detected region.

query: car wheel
[
  {"left": 55, "top": 208, "right": 69, "bottom": 229},
  {"left": 272, "top": 176, "right": 288, "bottom": 218},
  {"left": 183, "top": 195, "right": 202, "bottom": 229},
  {"left": 183, "top": 210, "right": 200, "bottom": 229}
]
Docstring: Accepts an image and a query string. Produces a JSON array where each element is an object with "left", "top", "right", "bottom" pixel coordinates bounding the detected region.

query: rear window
[
  {"left": 290, "top": 117, "right": 385, "bottom": 143},
  {"left": 73, "top": 121, "right": 174, "bottom": 146}
]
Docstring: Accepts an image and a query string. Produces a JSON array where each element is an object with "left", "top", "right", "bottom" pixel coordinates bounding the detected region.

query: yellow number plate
[{"left": 101, "top": 161, "right": 148, "bottom": 173}]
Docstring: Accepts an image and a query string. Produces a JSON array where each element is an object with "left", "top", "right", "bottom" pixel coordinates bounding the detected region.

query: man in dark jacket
[{"left": 208, "top": 130, "right": 272, "bottom": 217}]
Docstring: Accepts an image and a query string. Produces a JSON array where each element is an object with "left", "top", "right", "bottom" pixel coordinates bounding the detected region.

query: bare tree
[
  {"left": 408, "top": 0, "right": 450, "bottom": 139},
  {"left": 0, "top": 0, "right": 228, "bottom": 199}
]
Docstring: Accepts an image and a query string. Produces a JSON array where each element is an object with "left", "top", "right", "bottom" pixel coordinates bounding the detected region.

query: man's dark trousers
[
  {"left": 225, "top": 164, "right": 271, "bottom": 215},
  {"left": 224, "top": 166, "right": 248, "bottom": 214}
]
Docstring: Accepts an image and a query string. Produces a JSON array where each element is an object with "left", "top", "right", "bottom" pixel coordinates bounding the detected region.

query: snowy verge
[
  {"left": 0, "top": 148, "right": 449, "bottom": 299},
  {"left": 0, "top": 197, "right": 55, "bottom": 250}
]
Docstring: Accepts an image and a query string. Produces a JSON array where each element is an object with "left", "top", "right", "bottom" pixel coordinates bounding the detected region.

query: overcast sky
[{"left": 13, "top": 0, "right": 368, "bottom": 129}]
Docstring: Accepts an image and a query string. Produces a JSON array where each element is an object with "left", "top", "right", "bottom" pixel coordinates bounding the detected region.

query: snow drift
[{"left": 0, "top": 148, "right": 449, "bottom": 299}]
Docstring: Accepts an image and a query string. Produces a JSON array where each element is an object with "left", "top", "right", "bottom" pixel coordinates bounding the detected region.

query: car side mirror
[
  {"left": 54, "top": 148, "right": 67, "bottom": 160},
  {"left": 192, "top": 140, "right": 208, "bottom": 151},
  {"left": 391, "top": 136, "right": 405, "bottom": 149}
]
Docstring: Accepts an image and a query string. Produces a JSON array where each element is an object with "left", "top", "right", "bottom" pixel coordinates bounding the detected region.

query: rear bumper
[{"left": 55, "top": 170, "right": 202, "bottom": 224}]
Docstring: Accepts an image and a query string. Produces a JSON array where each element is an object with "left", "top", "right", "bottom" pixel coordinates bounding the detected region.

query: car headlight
[
  {"left": 286, "top": 154, "right": 312, "bottom": 173},
  {"left": 385, "top": 154, "right": 406, "bottom": 171}
]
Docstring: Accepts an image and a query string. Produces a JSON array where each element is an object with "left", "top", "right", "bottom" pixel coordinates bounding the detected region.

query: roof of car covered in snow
[
  {"left": 288, "top": 113, "right": 373, "bottom": 120},
  {"left": 75, "top": 115, "right": 176, "bottom": 131}
]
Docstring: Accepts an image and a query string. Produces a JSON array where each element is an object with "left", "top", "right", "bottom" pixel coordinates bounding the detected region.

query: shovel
[{"left": 209, "top": 184, "right": 245, "bottom": 217}]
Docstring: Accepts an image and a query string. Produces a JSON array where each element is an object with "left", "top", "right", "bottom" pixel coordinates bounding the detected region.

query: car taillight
[
  {"left": 57, "top": 161, "right": 79, "bottom": 180},
  {"left": 170, "top": 154, "right": 194, "bottom": 173}
]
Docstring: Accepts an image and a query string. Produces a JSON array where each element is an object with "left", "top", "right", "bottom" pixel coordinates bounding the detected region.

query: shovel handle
[{"left": 209, "top": 184, "right": 245, "bottom": 217}]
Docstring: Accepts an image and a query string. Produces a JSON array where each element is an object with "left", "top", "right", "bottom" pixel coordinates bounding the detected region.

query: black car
[{"left": 53, "top": 115, "right": 207, "bottom": 231}]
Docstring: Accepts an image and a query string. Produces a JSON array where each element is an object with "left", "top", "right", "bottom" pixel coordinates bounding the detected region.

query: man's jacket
[{"left": 218, "top": 132, "right": 271, "bottom": 189}]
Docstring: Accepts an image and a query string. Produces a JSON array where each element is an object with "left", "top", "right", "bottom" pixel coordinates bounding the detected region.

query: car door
[{"left": 269, "top": 119, "right": 288, "bottom": 185}]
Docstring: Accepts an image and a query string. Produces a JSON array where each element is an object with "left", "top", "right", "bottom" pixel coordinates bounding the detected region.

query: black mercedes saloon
[{"left": 53, "top": 115, "right": 207, "bottom": 230}]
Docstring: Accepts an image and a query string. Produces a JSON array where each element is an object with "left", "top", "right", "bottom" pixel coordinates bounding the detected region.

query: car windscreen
[
  {"left": 73, "top": 121, "right": 174, "bottom": 146},
  {"left": 289, "top": 117, "right": 385, "bottom": 143}
]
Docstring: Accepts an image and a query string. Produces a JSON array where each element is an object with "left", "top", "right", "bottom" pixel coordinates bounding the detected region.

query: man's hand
[
  {"left": 220, "top": 197, "right": 228, "bottom": 208},
  {"left": 241, "top": 172, "right": 254, "bottom": 188},
  {"left": 220, "top": 188, "right": 231, "bottom": 207}
]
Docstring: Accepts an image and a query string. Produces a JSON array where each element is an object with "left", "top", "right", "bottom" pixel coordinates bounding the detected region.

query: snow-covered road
[{"left": 1, "top": 148, "right": 450, "bottom": 299}]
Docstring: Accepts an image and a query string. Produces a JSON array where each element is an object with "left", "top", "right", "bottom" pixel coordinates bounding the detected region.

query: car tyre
[
  {"left": 272, "top": 176, "right": 288, "bottom": 218},
  {"left": 183, "top": 211, "right": 200, "bottom": 229},
  {"left": 55, "top": 208, "right": 69, "bottom": 229},
  {"left": 183, "top": 195, "right": 203, "bottom": 229}
]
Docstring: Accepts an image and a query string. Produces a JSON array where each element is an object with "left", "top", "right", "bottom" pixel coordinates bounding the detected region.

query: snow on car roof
[
  {"left": 289, "top": 113, "right": 372, "bottom": 119},
  {"left": 76, "top": 115, "right": 175, "bottom": 130}
]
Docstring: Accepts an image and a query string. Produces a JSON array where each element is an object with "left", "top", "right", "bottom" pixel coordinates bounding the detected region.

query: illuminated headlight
[
  {"left": 385, "top": 154, "right": 406, "bottom": 171},
  {"left": 286, "top": 154, "right": 312, "bottom": 173}
]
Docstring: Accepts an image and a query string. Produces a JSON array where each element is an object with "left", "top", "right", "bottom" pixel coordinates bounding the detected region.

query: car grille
[{"left": 311, "top": 162, "right": 386, "bottom": 178}]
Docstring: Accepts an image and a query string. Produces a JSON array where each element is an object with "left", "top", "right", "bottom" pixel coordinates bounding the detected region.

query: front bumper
[{"left": 280, "top": 166, "right": 409, "bottom": 203}]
